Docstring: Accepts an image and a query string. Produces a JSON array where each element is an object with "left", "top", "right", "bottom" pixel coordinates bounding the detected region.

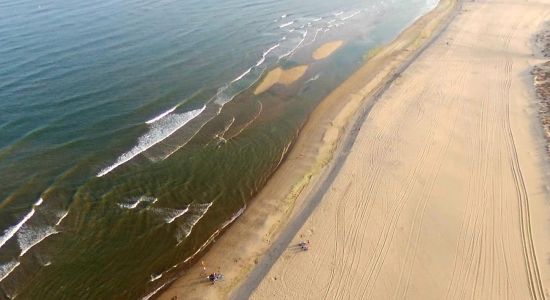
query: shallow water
[{"left": 0, "top": 0, "right": 437, "bottom": 298}]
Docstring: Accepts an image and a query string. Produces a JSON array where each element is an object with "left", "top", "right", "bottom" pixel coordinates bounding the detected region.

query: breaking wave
[
  {"left": 279, "top": 21, "right": 294, "bottom": 28},
  {"left": 97, "top": 106, "right": 206, "bottom": 177},
  {"left": 256, "top": 43, "right": 280, "bottom": 67},
  {"left": 0, "top": 198, "right": 43, "bottom": 250},
  {"left": 141, "top": 282, "right": 169, "bottom": 300},
  {"left": 175, "top": 202, "right": 213, "bottom": 244},
  {"left": 0, "top": 260, "right": 20, "bottom": 282},
  {"left": 55, "top": 210, "right": 69, "bottom": 226},
  {"left": 164, "top": 207, "right": 189, "bottom": 224},
  {"left": 118, "top": 196, "right": 157, "bottom": 210},
  {"left": 341, "top": 11, "right": 361, "bottom": 21},
  {"left": 18, "top": 224, "right": 58, "bottom": 256},
  {"left": 150, "top": 273, "right": 162, "bottom": 282},
  {"left": 145, "top": 105, "right": 178, "bottom": 124},
  {"left": 279, "top": 30, "right": 308, "bottom": 60}
]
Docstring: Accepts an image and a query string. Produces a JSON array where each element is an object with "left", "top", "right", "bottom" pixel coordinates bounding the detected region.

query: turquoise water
[{"left": 0, "top": 0, "right": 437, "bottom": 298}]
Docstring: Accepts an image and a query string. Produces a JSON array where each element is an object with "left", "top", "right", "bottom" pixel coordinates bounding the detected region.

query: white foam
[
  {"left": 176, "top": 202, "right": 213, "bottom": 244},
  {"left": 55, "top": 210, "right": 69, "bottom": 226},
  {"left": 306, "top": 74, "right": 320, "bottom": 83},
  {"left": 159, "top": 105, "right": 223, "bottom": 160},
  {"left": 312, "top": 17, "right": 322, "bottom": 22},
  {"left": 256, "top": 43, "right": 280, "bottom": 67},
  {"left": 281, "top": 14, "right": 287, "bottom": 18},
  {"left": 141, "top": 282, "right": 169, "bottom": 300},
  {"left": 18, "top": 225, "right": 58, "bottom": 256},
  {"left": 97, "top": 106, "right": 206, "bottom": 177},
  {"left": 165, "top": 207, "right": 189, "bottom": 224},
  {"left": 279, "top": 30, "right": 308, "bottom": 60},
  {"left": 0, "top": 260, "right": 20, "bottom": 282},
  {"left": 341, "top": 11, "right": 361, "bottom": 21},
  {"left": 145, "top": 105, "right": 178, "bottom": 124},
  {"left": 0, "top": 199, "right": 42, "bottom": 249},
  {"left": 279, "top": 21, "right": 294, "bottom": 28},
  {"left": 231, "top": 68, "right": 252, "bottom": 83},
  {"left": 305, "top": 28, "right": 323, "bottom": 46},
  {"left": 150, "top": 273, "right": 162, "bottom": 282},
  {"left": 118, "top": 196, "right": 157, "bottom": 210},
  {"left": 334, "top": 11, "right": 344, "bottom": 16}
]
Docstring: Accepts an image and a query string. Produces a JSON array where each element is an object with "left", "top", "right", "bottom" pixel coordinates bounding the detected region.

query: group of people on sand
[
  {"left": 202, "top": 240, "right": 311, "bottom": 286},
  {"left": 202, "top": 261, "right": 224, "bottom": 285},
  {"left": 298, "top": 240, "right": 310, "bottom": 251},
  {"left": 208, "top": 272, "right": 224, "bottom": 284}
]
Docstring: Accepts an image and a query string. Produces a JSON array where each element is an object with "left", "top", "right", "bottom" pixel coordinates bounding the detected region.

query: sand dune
[
  {"left": 313, "top": 41, "right": 344, "bottom": 60},
  {"left": 254, "top": 66, "right": 308, "bottom": 95},
  {"left": 250, "top": 0, "right": 550, "bottom": 299}
]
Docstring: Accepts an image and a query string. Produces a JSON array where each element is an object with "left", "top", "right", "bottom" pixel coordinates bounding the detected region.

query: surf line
[
  {"left": 256, "top": 43, "right": 280, "bottom": 67},
  {"left": 97, "top": 106, "right": 206, "bottom": 177},
  {"left": 0, "top": 198, "right": 43, "bottom": 250},
  {"left": 146, "top": 105, "right": 178, "bottom": 124}
]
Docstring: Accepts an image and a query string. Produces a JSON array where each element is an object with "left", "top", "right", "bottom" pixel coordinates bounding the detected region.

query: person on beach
[
  {"left": 208, "top": 272, "right": 224, "bottom": 284},
  {"left": 208, "top": 273, "right": 217, "bottom": 284},
  {"left": 298, "top": 240, "right": 310, "bottom": 251}
]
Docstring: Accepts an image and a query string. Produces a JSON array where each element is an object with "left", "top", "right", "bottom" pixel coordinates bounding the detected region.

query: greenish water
[{"left": 0, "top": 0, "right": 438, "bottom": 298}]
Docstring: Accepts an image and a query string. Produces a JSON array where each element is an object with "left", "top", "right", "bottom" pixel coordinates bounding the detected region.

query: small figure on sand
[
  {"left": 208, "top": 272, "right": 224, "bottom": 284},
  {"left": 298, "top": 240, "right": 310, "bottom": 251}
]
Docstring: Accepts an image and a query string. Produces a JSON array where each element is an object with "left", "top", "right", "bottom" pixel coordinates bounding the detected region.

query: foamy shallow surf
[
  {"left": 279, "top": 30, "right": 308, "bottom": 60},
  {"left": 341, "top": 10, "right": 361, "bottom": 21},
  {"left": 150, "top": 273, "right": 162, "bottom": 282},
  {"left": 97, "top": 106, "right": 206, "bottom": 177},
  {"left": 141, "top": 282, "right": 169, "bottom": 300},
  {"left": 55, "top": 210, "right": 69, "bottom": 226},
  {"left": 279, "top": 21, "right": 294, "bottom": 28},
  {"left": 118, "top": 196, "right": 157, "bottom": 210},
  {"left": 256, "top": 43, "right": 280, "bottom": 67},
  {"left": 145, "top": 105, "right": 178, "bottom": 124},
  {"left": 175, "top": 202, "right": 213, "bottom": 244},
  {"left": 18, "top": 225, "right": 58, "bottom": 257},
  {"left": 164, "top": 207, "right": 189, "bottom": 224},
  {"left": 0, "top": 198, "right": 43, "bottom": 250},
  {"left": 0, "top": 261, "right": 20, "bottom": 282},
  {"left": 231, "top": 68, "right": 252, "bottom": 83}
]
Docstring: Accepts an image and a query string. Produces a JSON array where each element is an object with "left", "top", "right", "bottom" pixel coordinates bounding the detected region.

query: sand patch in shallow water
[
  {"left": 312, "top": 41, "right": 343, "bottom": 60},
  {"left": 254, "top": 66, "right": 308, "bottom": 95}
]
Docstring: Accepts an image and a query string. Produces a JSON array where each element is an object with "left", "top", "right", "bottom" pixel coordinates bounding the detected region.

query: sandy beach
[
  {"left": 248, "top": 0, "right": 550, "bottom": 299},
  {"left": 159, "top": 0, "right": 550, "bottom": 299}
]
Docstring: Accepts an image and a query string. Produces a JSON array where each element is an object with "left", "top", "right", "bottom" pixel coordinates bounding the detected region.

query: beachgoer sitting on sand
[
  {"left": 299, "top": 240, "right": 310, "bottom": 251},
  {"left": 208, "top": 272, "right": 224, "bottom": 284}
]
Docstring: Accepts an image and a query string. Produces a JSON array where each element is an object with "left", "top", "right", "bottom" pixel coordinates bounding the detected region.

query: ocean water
[{"left": 0, "top": 0, "right": 438, "bottom": 298}]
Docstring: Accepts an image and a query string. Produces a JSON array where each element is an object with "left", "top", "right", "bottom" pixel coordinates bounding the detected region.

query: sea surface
[{"left": 0, "top": 0, "right": 437, "bottom": 298}]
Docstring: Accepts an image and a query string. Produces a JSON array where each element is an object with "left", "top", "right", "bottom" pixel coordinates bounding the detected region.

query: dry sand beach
[
  {"left": 159, "top": 0, "right": 550, "bottom": 299},
  {"left": 249, "top": 0, "right": 550, "bottom": 299}
]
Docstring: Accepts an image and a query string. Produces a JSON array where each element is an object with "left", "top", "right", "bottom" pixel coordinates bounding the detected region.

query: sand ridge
[
  {"left": 254, "top": 65, "right": 308, "bottom": 95},
  {"left": 312, "top": 41, "right": 344, "bottom": 60}
]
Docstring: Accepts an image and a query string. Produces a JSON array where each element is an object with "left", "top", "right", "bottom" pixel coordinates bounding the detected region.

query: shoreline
[
  {"left": 250, "top": 0, "right": 550, "bottom": 298},
  {"left": 158, "top": 1, "right": 459, "bottom": 299}
]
